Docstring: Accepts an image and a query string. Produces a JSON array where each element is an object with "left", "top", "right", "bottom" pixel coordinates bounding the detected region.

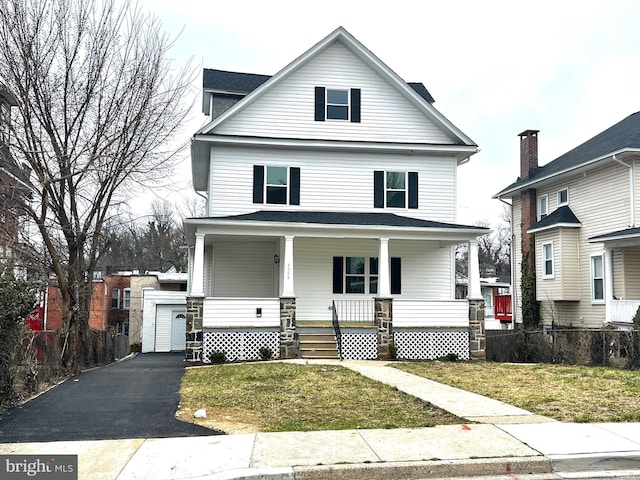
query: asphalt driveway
[{"left": 0, "top": 353, "right": 221, "bottom": 443}]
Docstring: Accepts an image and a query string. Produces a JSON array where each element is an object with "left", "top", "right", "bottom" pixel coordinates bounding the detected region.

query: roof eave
[{"left": 527, "top": 222, "right": 582, "bottom": 234}]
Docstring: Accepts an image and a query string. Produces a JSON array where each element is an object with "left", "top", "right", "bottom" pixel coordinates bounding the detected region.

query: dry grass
[
  {"left": 394, "top": 361, "right": 640, "bottom": 423},
  {"left": 177, "top": 362, "right": 460, "bottom": 433}
]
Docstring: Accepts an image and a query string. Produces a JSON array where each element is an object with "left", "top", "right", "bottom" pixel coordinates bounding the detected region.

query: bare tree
[{"left": 0, "top": 0, "right": 194, "bottom": 372}]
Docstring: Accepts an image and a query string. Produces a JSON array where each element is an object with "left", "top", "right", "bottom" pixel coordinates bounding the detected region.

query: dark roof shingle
[{"left": 527, "top": 206, "right": 581, "bottom": 233}]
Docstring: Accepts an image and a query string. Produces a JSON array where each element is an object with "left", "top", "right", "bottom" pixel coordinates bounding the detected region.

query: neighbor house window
[
  {"left": 542, "top": 242, "right": 554, "bottom": 277},
  {"left": 538, "top": 195, "right": 548, "bottom": 220},
  {"left": 123, "top": 288, "right": 131, "bottom": 310},
  {"left": 253, "top": 165, "right": 300, "bottom": 205},
  {"left": 558, "top": 188, "right": 569, "bottom": 206},
  {"left": 314, "top": 87, "right": 361, "bottom": 122},
  {"left": 374, "top": 171, "right": 418, "bottom": 209},
  {"left": 111, "top": 288, "right": 120, "bottom": 309},
  {"left": 591, "top": 255, "right": 604, "bottom": 302}
]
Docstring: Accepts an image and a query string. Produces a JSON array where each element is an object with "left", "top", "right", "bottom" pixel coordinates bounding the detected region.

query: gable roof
[
  {"left": 196, "top": 27, "right": 475, "bottom": 145},
  {"left": 527, "top": 206, "right": 581, "bottom": 234},
  {"left": 495, "top": 111, "right": 640, "bottom": 198}
]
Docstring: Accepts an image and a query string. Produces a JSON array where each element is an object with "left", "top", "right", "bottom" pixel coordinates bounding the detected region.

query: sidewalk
[{"left": 2, "top": 359, "right": 640, "bottom": 480}]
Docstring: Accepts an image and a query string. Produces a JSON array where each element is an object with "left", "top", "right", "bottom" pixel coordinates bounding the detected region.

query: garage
[{"left": 141, "top": 290, "right": 187, "bottom": 353}]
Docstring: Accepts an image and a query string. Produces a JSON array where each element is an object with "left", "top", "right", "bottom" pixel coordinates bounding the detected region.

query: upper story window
[
  {"left": 374, "top": 171, "right": 418, "bottom": 209},
  {"left": 591, "top": 255, "right": 604, "bottom": 303},
  {"left": 542, "top": 242, "right": 554, "bottom": 278},
  {"left": 314, "top": 87, "right": 361, "bottom": 123},
  {"left": 558, "top": 188, "right": 569, "bottom": 206},
  {"left": 538, "top": 195, "right": 548, "bottom": 221},
  {"left": 111, "top": 288, "right": 120, "bottom": 309},
  {"left": 253, "top": 165, "right": 300, "bottom": 205},
  {"left": 123, "top": 288, "right": 131, "bottom": 310}
]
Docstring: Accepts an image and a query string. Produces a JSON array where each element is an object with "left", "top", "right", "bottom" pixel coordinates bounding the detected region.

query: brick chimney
[{"left": 519, "top": 129, "right": 540, "bottom": 274}]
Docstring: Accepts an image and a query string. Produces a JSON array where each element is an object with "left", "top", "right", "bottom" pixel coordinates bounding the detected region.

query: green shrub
[
  {"left": 208, "top": 351, "right": 226, "bottom": 364},
  {"left": 258, "top": 346, "right": 273, "bottom": 361}
]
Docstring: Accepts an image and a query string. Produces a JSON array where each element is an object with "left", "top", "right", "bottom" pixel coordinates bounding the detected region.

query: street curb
[
  {"left": 290, "top": 456, "right": 552, "bottom": 480},
  {"left": 549, "top": 452, "right": 640, "bottom": 473}
]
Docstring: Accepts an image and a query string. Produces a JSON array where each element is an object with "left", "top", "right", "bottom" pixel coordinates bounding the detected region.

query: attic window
[{"left": 327, "top": 89, "right": 349, "bottom": 120}]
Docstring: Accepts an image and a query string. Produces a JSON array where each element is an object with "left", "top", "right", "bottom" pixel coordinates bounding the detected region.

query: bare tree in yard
[{"left": 0, "top": 0, "right": 193, "bottom": 372}]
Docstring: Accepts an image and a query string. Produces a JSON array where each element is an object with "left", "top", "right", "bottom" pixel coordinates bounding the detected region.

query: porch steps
[{"left": 298, "top": 325, "right": 339, "bottom": 359}]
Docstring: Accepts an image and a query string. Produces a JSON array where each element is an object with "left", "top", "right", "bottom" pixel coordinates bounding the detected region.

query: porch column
[
  {"left": 191, "top": 233, "right": 205, "bottom": 297},
  {"left": 281, "top": 235, "right": 295, "bottom": 297},
  {"left": 378, "top": 237, "right": 391, "bottom": 297},
  {"left": 468, "top": 240, "right": 482, "bottom": 300},
  {"left": 604, "top": 247, "right": 613, "bottom": 323}
]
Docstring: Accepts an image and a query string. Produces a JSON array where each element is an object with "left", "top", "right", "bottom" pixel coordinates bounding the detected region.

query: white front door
[{"left": 171, "top": 310, "right": 186, "bottom": 351}]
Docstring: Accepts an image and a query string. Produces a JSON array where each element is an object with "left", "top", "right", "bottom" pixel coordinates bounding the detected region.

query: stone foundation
[
  {"left": 186, "top": 297, "right": 204, "bottom": 363},
  {"left": 280, "top": 297, "right": 298, "bottom": 359},
  {"left": 469, "top": 299, "right": 486, "bottom": 360},
  {"left": 375, "top": 298, "right": 393, "bottom": 359}
]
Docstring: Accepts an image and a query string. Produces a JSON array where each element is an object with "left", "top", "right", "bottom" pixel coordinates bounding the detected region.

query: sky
[{"left": 139, "top": 0, "right": 640, "bottom": 228}]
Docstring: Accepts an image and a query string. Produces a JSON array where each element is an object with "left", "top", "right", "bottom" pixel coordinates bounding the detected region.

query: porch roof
[
  {"left": 527, "top": 206, "right": 581, "bottom": 234},
  {"left": 184, "top": 211, "right": 489, "bottom": 243},
  {"left": 589, "top": 226, "right": 640, "bottom": 247}
]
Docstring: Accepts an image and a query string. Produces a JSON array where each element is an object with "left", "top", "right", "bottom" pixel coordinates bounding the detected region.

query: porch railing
[
  {"left": 332, "top": 299, "right": 375, "bottom": 324},
  {"left": 331, "top": 301, "right": 342, "bottom": 360},
  {"left": 610, "top": 299, "right": 640, "bottom": 325}
]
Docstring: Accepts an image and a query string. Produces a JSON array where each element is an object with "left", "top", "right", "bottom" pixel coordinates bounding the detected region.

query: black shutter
[
  {"left": 391, "top": 257, "right": 401, "bottom": 294},
  {"left": 374, "top": 171, "right": 384, "bottom": 208},
  {"left": 350, "top": 88, "right": 361, "bottom": 123},
  {"left": 253, "top": 165, "right": 264, "bottom": 203},
  {"left": 289, "top": 167, "right": 300, "bottom": 205},
  {"left": 333, "top": 257, "right": 343, "bottom": 294},
  {"left": 314, "top": 87, "right": 325, "bottom": 121},
  {"left": 408, "top": 172, "right": 418, "bottom": 209}
]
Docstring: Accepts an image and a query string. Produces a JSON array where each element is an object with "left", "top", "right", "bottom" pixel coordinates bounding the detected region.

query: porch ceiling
[{"left": 183, "top": 210, "right": 489, "bottom": 245}]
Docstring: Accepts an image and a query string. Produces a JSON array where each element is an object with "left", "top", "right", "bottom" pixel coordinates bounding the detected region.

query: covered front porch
[
  {"left": 590, "top": 228, "right": 640, "bottom": 327},
  {"left": 184, "top": 211, "right": 488, "bottom": 361}
]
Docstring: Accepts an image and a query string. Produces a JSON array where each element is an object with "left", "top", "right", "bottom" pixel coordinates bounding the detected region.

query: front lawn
[
  {"left": 177, "top": 362, "right": 461, "bottom": 433},
  {"left": 394, "top": 361, "right": 640, "bottom": 423}
]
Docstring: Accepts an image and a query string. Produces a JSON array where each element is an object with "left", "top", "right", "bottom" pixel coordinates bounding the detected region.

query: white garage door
[{"left": 155, "top": 306, "right": 187, "bottom": 352}]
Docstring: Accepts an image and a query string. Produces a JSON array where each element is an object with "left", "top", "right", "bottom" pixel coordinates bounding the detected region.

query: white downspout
[{"left": 612, "top": 155, "right": 635, "bottom": 227}]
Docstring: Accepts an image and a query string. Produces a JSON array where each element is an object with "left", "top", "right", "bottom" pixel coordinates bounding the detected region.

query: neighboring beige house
[
  {"left": 495, "top": 114, "right": 640, "bottom": 329},
  {"left": 183, "top": 27, "right": 489, "bottom": 363},
  {"left": 129, "top": 270, "right": 187, "bottom": 351}
]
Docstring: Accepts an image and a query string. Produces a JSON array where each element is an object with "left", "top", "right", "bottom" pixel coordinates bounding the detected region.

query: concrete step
[
  {"left": 298, "top": 333, "right": 335, "bottom": 342},
  {"left": 300, "top": 348, "right": 340, "bottom": 359}
]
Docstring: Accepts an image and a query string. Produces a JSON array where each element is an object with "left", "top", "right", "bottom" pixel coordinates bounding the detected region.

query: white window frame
[
  {"left": 385, "top": 171, "right": 407, "bottom": 208},
  {"left": 557, "top": 188, "right": 569, "bottom": 207},
  {"left": 590, "top": 254, "right": 605, "bottom": 304},
  {"left": 542, "top": 242, "right": 554, "bottom": 278},
  {"left": 123, "top": 288, "right": 131, "bottom": 310},
  {"left": 538, "top": 194, "right": 548, "bottom": 221},
  {"left": 326, "top": 88, "right": 350, "bottom": 121},
  {"left": 343, "top": 256, "right": 378, "bottom": 295},
  {"left": 265, "top": 166, "right": 288, "bottom": 205}
]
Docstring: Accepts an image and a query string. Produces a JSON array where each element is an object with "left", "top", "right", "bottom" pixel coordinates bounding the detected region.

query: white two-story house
[{"left": 184, "top": 27, "right": 489, "bottom": 362}]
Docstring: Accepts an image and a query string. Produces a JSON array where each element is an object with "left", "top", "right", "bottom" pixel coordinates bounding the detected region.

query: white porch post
[
  {"left": 468, "top": 240, "right": 482, "bottom": 300},
  {"left": 604, "top": 247, "right": 613, "bottom": 323},
  {"left": 281, "top": 235, "right": 295, "bottom": 297},
  {"left": 378, "top": 237, "right": 391, "bottom": 297},
  {"left": 191, "top": 232, "right": 205, "bottom": 297}
]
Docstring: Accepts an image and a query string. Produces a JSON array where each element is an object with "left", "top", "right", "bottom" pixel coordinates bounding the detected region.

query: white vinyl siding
[
  {"left": 203, "top": 298, "right": 280, "bottom": 328},
  {"left": 213, "top": 41, "right": 454, "bottom": 144},
  {"left": 621, "top": 246, "right": 640, "bottom": 299},
  {"left": 211, "top": 241, "right": 278, "bottom": 298},
  {"left": 393, "top": 299, "right": 468, "bottom": 327},
  {"left": 208, "top": 146, "right": 456, "bottom": 223}
]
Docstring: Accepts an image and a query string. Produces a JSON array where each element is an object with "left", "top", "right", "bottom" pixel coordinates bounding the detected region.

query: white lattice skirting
[
  {"left": 341, "top": 331, "right": 377, "bottom": 360},
  {"left": 203, "top": 329, "right": 280, "bottom": 362},
  {"left": 394, "top": 329, "right": 470, "bottom": 360}
]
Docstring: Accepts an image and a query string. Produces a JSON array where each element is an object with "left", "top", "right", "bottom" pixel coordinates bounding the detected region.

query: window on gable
[
  {"left": 253, "top": 165, "right": 300, "bottom": 205},
  {"left": 542, "top": 242, "right": 553, "bottom": 277},
  {"left": 374, "top": 171, "right": 418, "bottom": 209},
  {"left": 315, "top": 87, "right": 361, "bottom": 122},
  {"left": 558, "top": 188, "right": 569, "bottom": 206},
  {"left": 538, "top": 195, "right": 548, "bottom": 221},
  {"left": 591, "top": 255, "right": 604, "bottom": 302}
]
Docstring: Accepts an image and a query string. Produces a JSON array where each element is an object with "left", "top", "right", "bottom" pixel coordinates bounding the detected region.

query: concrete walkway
[{"left": 2, "top": 359, "right": 640, "bottom": 480}]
